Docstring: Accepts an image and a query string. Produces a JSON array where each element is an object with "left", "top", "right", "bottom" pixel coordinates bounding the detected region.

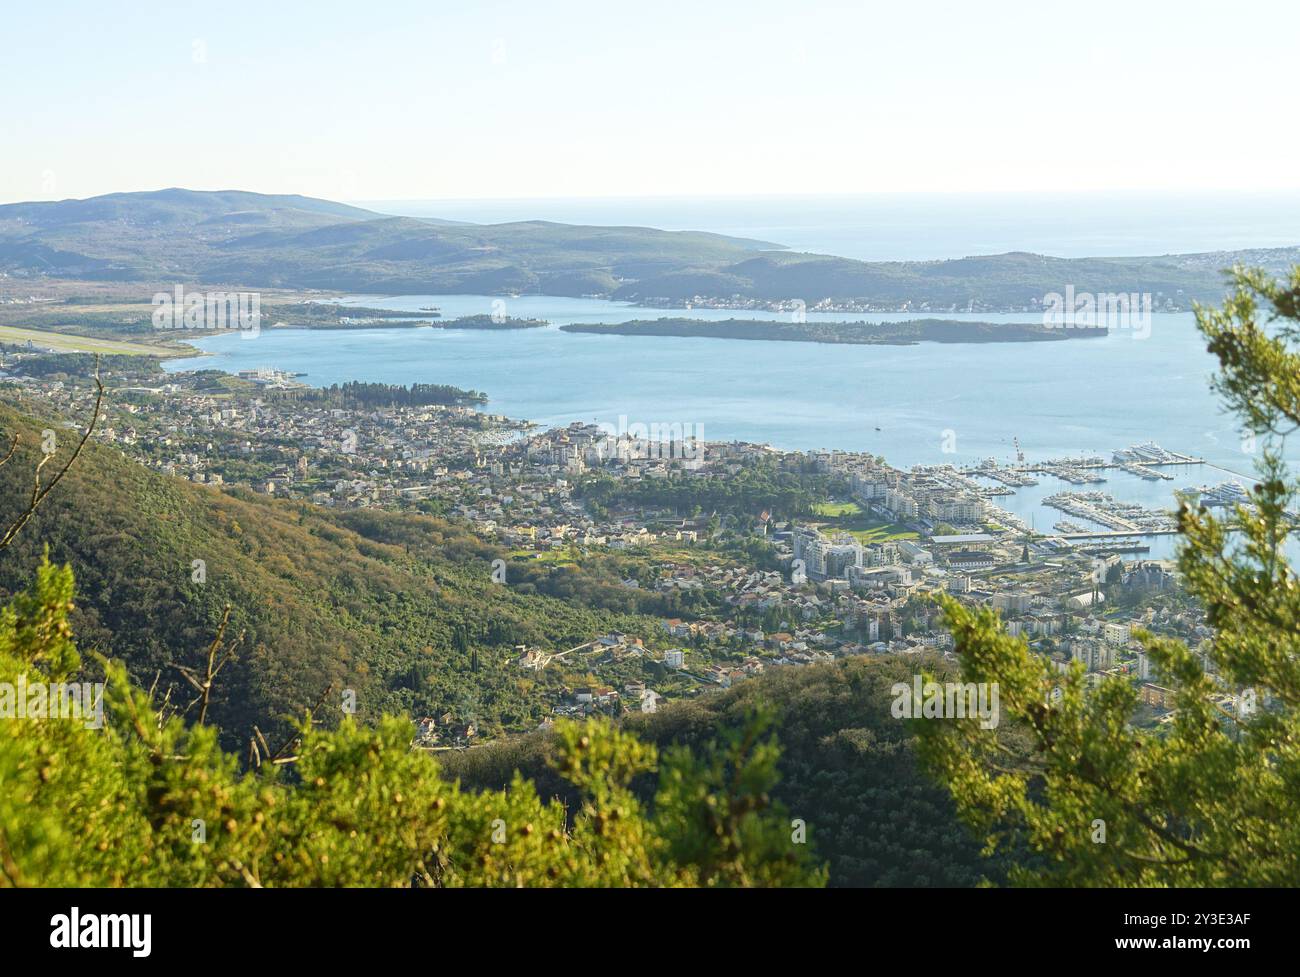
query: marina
[
  {"left": 963, "top": 442, "right": 1203, "bottom": 484},
  {"left": 1196, "top": 480, "right": 1251, "bottom": 508},
  {"left": 1041, "top": 491, "right": 1178, "bottom": 533}
]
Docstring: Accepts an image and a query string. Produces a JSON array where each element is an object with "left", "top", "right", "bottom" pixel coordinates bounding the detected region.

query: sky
[{"left": 3, "top": 0, "right": 1298, "bottom": 205}]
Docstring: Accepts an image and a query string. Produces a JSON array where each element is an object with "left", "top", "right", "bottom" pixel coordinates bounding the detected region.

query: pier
[{"left": 1058, "top": 528, "right": 1179, "bottom": 540}]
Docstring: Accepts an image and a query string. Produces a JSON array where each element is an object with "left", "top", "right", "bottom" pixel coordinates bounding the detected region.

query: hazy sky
[{"left": 4, "top": 0, "right": 1297, "bottom": 204}]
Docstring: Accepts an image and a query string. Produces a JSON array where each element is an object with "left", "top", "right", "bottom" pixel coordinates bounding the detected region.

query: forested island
[
  {"left": 559, "top": 317, "right": 1107, "bottom": 345},
  {"left": 270, "top": 302, "right": 438, "bottom": 327},
  {"left": 430, "top": 314, "right": 550, "bottom": 330}
]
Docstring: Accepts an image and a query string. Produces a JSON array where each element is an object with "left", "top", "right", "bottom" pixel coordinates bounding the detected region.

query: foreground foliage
[
  {"left": 447, "top": 654, "right": 1009, "bottom": 887},
  {"left": 0, "top": 559, "right": 824, "bottom": 887},
  {"left": 916, "top": 267, "right": 1300, "bottom": 886}
]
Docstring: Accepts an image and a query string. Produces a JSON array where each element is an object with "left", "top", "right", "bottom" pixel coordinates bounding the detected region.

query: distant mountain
[
  {"left": 0, "top": 187, "right": 381, "bottom": 227},
  {"left": 0, "top": 188, "right": 1294, "bottom": 307},
  {"left": 611, "top": 248, "right": 1300, "bottom": 309},
  {"left": 0, "top": 188, "right": 776, "bottom": 295}
]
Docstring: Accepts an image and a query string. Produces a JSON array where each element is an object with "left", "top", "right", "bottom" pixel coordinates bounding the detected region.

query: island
[
  {"left": 429, "top": 314, "right": 550, "bottom": 330},
  {"left": 558, "top": 317, "right": 1107, "bottom": 345}
]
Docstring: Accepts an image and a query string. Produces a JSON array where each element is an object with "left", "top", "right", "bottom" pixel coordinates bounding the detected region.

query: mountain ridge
[{"left": 2, "top": 188, "right": 1296, "bottom": 308}]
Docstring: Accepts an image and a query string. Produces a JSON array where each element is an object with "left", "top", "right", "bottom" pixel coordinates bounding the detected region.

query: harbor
[
  {"left": 962, "top": 441, "right": 1203, "bottom": 484},
  {"left": 966, "top": 442, "right": 1220, "bottom": 561},
  {"left": 1041, "top": 490, "right": 1179, "bottom": 534}
]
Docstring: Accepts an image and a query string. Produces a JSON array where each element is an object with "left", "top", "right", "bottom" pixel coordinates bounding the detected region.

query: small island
[
  {"left": 268, "top": 303, "right": 439, "bottom": 328},
  {"left": 429, "top": 314, "right": 550, "bottom": 330},
  {"left": 559, "top": 317, "right": 1106, "bottom": 345}
]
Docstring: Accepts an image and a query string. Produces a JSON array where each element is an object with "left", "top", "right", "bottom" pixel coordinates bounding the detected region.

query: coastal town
[{"left": 0, "top": 347, "right": 1243, "bottom": 744}]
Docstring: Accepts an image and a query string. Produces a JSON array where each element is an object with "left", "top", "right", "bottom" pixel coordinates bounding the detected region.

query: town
[{"left": 0, "top": 348, "right": 1243, "bottom": 746}]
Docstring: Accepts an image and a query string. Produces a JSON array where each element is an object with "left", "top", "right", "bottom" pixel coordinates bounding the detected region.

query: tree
[
  {"left": 0, "top": 361, "right": 103, "bottom": 552},
  {"left": 0, "top": 557, "right": 825, "bottom": 887},
  {"left": 915, "top": 267, "right": 1300, "bottom": 886}
]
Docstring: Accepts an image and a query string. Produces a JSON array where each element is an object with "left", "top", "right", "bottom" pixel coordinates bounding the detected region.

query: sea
[
  {"left": 359, "top": 191, "right": 1300, "bottom": 261},
  {"left": 163, "top": 193, "right": 1300, "bottom": 559}
]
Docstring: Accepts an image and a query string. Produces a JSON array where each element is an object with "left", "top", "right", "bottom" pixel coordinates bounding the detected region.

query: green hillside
[{"left": 0, "top": 403, "right": 659, "bottom": 746}]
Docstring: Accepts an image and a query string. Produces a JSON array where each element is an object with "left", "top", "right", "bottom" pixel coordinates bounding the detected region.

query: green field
[
  {"left": 845, "top": 522, "right": 919, "bottom": 544},
  {"left": 508, "top": 548, "right": 577, "bottom": 567},
  {"left": 0, "top": 324, "right": 187, "bottom": 357},
  {"left": 810, "top": 500, "right": 918, "bottom": 543},
  {"left": 812, "top": 500, "right": 863, "bottom": 517}
]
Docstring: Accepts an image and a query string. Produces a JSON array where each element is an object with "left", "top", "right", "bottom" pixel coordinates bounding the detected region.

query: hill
[
  {"left": 0, "top": 401, "right": 661, "bottom": 746},
  {"left": 2, "top": 188, "right": 1292, "bottom": 308},
  {"left": 0, "top": 189, "right": 774, "bottom": 295},
  {"left": 613, "top": 248, "right": 1300, "bottom": 308}
]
